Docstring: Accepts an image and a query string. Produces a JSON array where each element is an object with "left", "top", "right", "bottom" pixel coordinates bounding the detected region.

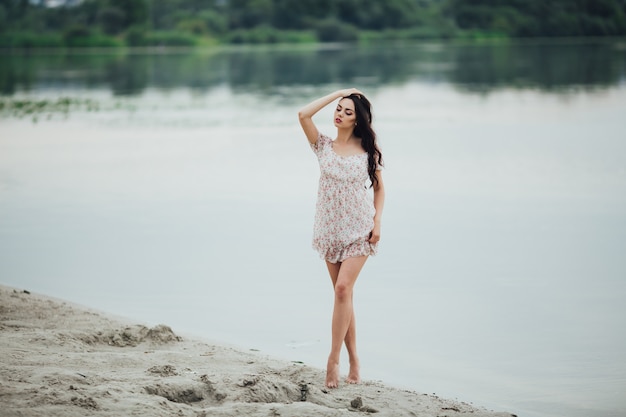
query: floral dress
[{"left": 310, "top": 133, "right": 379, "bottom": 263}]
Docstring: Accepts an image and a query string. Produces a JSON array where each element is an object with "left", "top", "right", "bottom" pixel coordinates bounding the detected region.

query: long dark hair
[{"left": 347, "top": 93, "right": 384, "bottom": 188}]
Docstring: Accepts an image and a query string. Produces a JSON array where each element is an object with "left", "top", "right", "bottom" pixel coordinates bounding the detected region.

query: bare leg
[
  {"left": 325, "top": 261, "right": 342, "bottom": 388},
  {"left": 344, "top": 306, "right": 360, "bottom": 384},
  {"left": 324, "top": 256, "right": 368, "bottom": 388}
]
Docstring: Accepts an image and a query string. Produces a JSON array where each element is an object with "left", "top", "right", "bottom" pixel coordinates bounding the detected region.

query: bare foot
[
  {"left": 346, "top": 357, "right": 361, "bottom": 384},
  {"left": 325, "top": 359, "right": 340, "bottom": 388}
]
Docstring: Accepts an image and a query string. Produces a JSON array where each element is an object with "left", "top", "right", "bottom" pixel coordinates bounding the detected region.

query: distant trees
[
  {"left": 448, "top": 0, "right": 626, "bottom": 37},
  {"left": 0, "top": 0, "right": 625, "bottom": 47},
  {"left": 224, "top": 0, "right": 430, "bottom": 30}
]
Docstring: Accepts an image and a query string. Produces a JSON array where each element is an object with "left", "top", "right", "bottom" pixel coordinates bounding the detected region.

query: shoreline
[{"left": 0, "top": 284, "right": 515, "bottom": 417}]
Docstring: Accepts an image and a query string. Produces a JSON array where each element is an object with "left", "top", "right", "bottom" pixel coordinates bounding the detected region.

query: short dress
[{"left": 310, "top": 133, "right": 379, "bottom": 263}]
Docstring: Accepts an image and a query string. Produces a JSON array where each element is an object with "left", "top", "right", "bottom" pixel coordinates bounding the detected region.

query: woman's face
[{"left": 334, "top": 98, "right": 357, "bottom": 128}]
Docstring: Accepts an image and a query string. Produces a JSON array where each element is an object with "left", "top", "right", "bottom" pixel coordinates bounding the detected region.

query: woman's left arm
[{"left": 369, "top": 171, "right": 385, "bottom": 243}]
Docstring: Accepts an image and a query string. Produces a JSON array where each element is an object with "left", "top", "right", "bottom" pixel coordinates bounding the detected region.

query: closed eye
[{"left": 337, "top": 104, "right": 354, "bottom": 115}]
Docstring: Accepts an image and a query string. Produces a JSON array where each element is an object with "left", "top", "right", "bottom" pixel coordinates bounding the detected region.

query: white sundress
[{"left": 310, "top": 133, "right": 379, "bottom": 263}]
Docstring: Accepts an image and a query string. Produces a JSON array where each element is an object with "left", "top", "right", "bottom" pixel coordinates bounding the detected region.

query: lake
[{"left": 1, "top": 39, "right": 625, "bottom": 417}]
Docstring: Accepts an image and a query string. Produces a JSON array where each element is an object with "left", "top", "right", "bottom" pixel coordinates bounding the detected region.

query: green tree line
[
  {"left": 1, "top": 0, "right": 625, "bottom": 48},
  {"left": 448, "top": 0, "right": 626, "bottom": 37}
]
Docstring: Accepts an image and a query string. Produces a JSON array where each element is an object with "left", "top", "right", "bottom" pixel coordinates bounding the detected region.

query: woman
[{"left": 298, "top": 88, "right": 385, "bottom": 388}]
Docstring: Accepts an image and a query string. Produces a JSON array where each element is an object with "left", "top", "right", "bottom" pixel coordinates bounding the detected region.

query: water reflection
[
  {"left": 450, "top": 40, "right": 626, "bottom": 92},
  {"left": 1, "top": 40, "right": 624, "bottom": 97}
]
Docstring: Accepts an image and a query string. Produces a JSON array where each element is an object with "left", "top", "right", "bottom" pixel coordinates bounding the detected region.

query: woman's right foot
[
  {"left": 325, "top": 359, "right": 340, "bottom": 388},
  {"left": 346, "top": 356, "right": 361, "bottom": 384}
]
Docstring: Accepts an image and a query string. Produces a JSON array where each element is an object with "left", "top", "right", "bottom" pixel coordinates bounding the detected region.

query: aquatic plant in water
[{"left": 0, "top": 97, "right": 101, "bottom": 122}]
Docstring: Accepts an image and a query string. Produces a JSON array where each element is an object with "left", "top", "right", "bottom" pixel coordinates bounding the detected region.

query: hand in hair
[{"left": 338, "top": 88, "right": 364, "bottom": 98}]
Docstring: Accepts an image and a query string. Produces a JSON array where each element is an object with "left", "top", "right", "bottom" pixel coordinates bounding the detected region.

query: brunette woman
[{"left": 298, "top": 88, "right": 385, "bottom": 388}]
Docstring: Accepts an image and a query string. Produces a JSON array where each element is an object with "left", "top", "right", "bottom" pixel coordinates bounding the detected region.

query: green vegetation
[
  {"left": 448, "top": 0, "right": 626, "bottom": 37},
  {"left": 0, "top": 97, "right": 100, "bottom": 121},
  {"left": 0, "top": 0, "right": 625, "bottom": 48}
]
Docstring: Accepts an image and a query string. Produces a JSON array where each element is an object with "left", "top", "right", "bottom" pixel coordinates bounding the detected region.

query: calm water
[{"left": 1, "top": 40, "right": 625, "bottom": 417}]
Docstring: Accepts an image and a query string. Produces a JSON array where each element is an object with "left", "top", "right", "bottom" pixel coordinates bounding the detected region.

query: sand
[{"left": 0, "top": 285, "right": 515, "bottom": 417}]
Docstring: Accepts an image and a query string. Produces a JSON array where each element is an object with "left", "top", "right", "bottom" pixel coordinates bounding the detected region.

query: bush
[
  {"left": 63, "top": 25, "right": 91, "bottom": 41},
  {"left": 125, "top": 25, "right": 146, "bottom": 46},
  {"left": 361, "top": 24, "right": 458, "bottom": 42},
  {"left": 228, "top": 25, "right": 280, "bottom": 44},
  {"left": 278, "top": 30, "right": 317, "bottom": 43},
  {"left": 66, "top": 35, "right": 123, "bottom": 47},
  {"left": 199, "top": 10, "right": 228, "bottom": 35},
  {"left": 225, "top": 25, "right": 317, "bottom": 44},
  {"left": 176, "top": 19, "right": 208, "bottom": 36},
  {"left": 63, "top": 25, "right": 122, "bottom": 47},
  {"left": 0, "top": 31, "right": 63, "bottom": 48},
  {"left": 226, "top": 26, "right": 316, "bottom": 44},
  {"left": 141, "top": 31, "right": 197, "bottom": 47}
]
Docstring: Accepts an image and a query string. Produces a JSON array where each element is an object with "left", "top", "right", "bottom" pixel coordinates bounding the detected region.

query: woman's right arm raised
[{"left": 298, "top": 88, "right": 362, "bottom": 144}]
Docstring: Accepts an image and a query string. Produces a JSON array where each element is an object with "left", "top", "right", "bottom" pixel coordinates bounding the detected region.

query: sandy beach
[{"left": 0, "top": 285, "right": 516, "bottom": 417}]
